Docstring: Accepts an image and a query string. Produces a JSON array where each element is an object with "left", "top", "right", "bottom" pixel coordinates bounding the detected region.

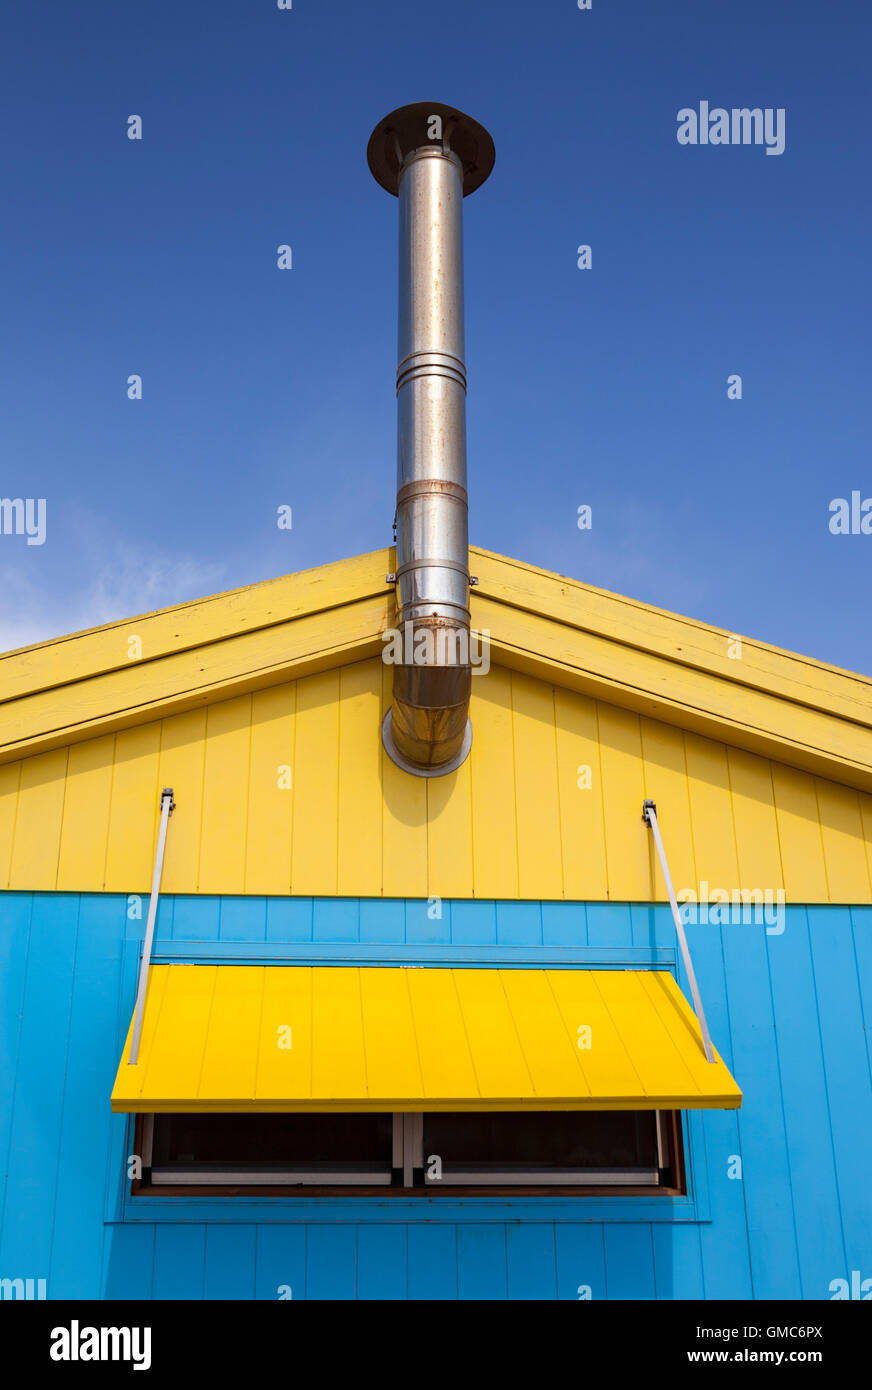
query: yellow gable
[
  {"left": 1, "top": 547, "right": 871, "bottom": 902},
  {"left": 1, "top": 654, "right": 870, "bottom": 902}
]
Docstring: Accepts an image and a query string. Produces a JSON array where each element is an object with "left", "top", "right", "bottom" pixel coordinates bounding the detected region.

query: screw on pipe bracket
[{"left": 367, "top": 102, "right": 495, "bottom": 197}]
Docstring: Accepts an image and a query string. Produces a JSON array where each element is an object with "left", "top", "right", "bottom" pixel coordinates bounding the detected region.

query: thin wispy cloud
[{"left": 0, "top": 546, "right": 226, "bottom": 654}]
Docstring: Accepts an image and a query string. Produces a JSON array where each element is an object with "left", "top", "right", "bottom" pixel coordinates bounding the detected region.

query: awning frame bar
[
  {"left": 642, "top": 799, "right": 716, "bottom": 1064},
  {"left": 128, "top": 787, "right": 175, "bottom": 1066}
]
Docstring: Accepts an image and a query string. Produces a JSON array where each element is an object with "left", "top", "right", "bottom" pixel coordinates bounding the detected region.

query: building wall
[
  {"left": 1, "top": 893, "right": 870, "bottom": 1300},
  {"left": 2, "top": 660, "right": 872, "bottom": 903}
]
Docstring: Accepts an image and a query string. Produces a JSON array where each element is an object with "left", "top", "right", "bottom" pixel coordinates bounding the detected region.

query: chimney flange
[{"left": 367, "top": 101, "right": 495, "bottom": 198}]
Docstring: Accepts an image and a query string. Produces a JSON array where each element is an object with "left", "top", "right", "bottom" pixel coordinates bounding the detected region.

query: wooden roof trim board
[
  {"left": 0, "top": 548, "right": 393, "bottom": 703},
  {"left": 1, "top": 546, "right": 871, "bottom": 790},
  {"left": 0, "top": 596, "right": 391, "bottom": 760},
  {"left": 472, "top": 548, "right": 872, "bottom": 723}
]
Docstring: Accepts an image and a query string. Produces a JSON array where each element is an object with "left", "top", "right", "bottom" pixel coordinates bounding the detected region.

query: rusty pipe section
[{"left": 367, "top": 104, "right": 495, "bottom": 776}]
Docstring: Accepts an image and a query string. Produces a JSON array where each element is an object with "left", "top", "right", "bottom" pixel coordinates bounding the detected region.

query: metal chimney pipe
[{"left": 367, "top": 103, "right": 495, "bottom": 776}]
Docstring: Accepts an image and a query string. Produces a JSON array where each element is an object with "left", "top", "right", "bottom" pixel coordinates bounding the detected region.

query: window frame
[{"left": 131, "top": 1109, "right": 686, "bottom": 1198}]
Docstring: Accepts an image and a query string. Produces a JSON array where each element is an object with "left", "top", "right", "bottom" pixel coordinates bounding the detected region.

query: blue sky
[{"left": 1, "top": 0, "right": 869, "bottom": 674}]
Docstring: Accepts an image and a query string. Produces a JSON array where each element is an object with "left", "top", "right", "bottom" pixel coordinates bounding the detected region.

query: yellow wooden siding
[
  {"left": 57, "top": 735, "right": 115, "bottom": 890},
  {"left": 336, "top": 663, "right": 381, "bottom": 898},
  {"left": 554, "top": 689, "right": 608, "bottom": 900},
  {"left": 245, "top": 685, "right": 295, "bottom": 895},
  {"left": 104, "top": 723, "right": 161, "bottom": 889},
  {"left": 469, "top": 666, "right": 518, "bottom": 898},
  {"left": 7, "top": 546, "right": 872, "bottom": 797},
  {"left": 0, "top": 761, "right": 20, "bottom": 888},
  {"left": 1, "top": 657, "right": 871, "bottom": 902}
]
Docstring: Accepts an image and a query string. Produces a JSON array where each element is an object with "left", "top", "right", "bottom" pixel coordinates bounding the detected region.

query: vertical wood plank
[
  {"left": 57, "top": 736, "right": 115, "bottom": 890},
  {"left": 407, "top": 1225, "right": 457, "bottom": 1300},
  {"left": 359, "top": 898, "right": 405, "bottom": 944},
  {"left": 337, "top": 659, "right": 382, "bottom": 897},
  {"left": 312, "top": 899, "right": 359, "bottom": 942},
  {"left": 406, "top": 894, "right": 451, "bottom": 944},
  {"left": 506, "top": 1223, "right": 557, "bottom": 1299},
  {"left": 171, "top": 895, "right": 220, "bottom": 940},
  {"left": 449, "top": 900, "right": 496, "bottom": 945},
  {"left": 104, "top": 724, "right": 161, "bottom": 892},
  {"left": 721, "top": 916, "right": 802, "bottom": 1297},
  {"left": 597, "top": 704, "right": 651, "bottom": 899},
  {"left": 291, "top": 670, "right": 340, "bottom": 896},
  {"left": 771, "top": 763, "right": 829, "bottom": 902},
  {"left": 50, "top": 896, "right": 126, "bottom": 1297},
  {"left": 8, "top": 748, "right": 68, "bottom": 890},
  {"left": 814, "top": 780, "right": 872, "bottom": 904},
  {"left": 687, "top": 918, "right": 753, "bottom": 1299},
  {"left": 469, "top": 666, "right": 518, "bottom": 899},
  {"left": 726, "top": 749, "right": 784, "bottom": 896},
  {"left": 157, "top": 710, "right": 207, "bottom": 893},
  {"left": 585, "top": 901, "right": 632, "bottom": 947},
  {"left": 198, "top": 695, "right": 252, "bottom": 893},
  {"left": 266, "top": 898, "right": 313, "bottom": 942},
  {"left": 0, "top": 761, "right": 21, "bottom": 887},
  {"left": 765, "top": 907, "right": 847, "bottom": 1295},
  {"left": 640, "top": 719, "right": 695, "bottom": 898},
  {"left": 0, "top": 894, "right": 79, "bottom": 1281},
  {"left": 427, "top": 754, "right": 474, "bottom": 900},
  {"left": 456, "top": 1224, "right": 507, "bottom": 1300},
  {"left": 380, "top": 661, "right": 428, "bottom": 898},
  {"left": 541, "top": 901, "right": 587, "bottom": 948},
  {"left": 807, "top": 906, "right": 872, "bottom": 1276},
  {"left": 152, "top": 1225, "right": 206, "bottom": 1299},
  {"left": 245, "top": 684, "right": 295, "bottom": 895},
  {"left": 602, "top": 1226, "right": 656, "bottom": 1299},
  {"left": 0, "top": 893, "right": 32, "bottom": 1225},
  {"left": 555, "top": 1224, "right": 606, "bottom": 1301},
  {"left": 495, "top": 901, "right": 542, "bottom": 946},
  {"left": 554, "top": 688, "right": 607, "bottom": 900},
  {"left": 305, "top": 1225, "right": 357, "bottom": 1300},
  {"left": 850, "top": 906, "right": 872, "bottom": 1078},
  {"left": 204, "top": 1226, "right": 257, "bottom": 1299},
  {"left": 356, "top": 1226, "right": 407, "bottom": 1300},
  {"left": 684, "top": 734, "right": 740, "bottom": 892},
  {"left": 102, "top": 1225, "right": 155, "bottom": 1300},
  {"left": 859, "top": 795, "right": 872, "bottom": 897},
  {"left": 652, "top": 1225, "right": 705, "bottom": 1300},
  {"left": 218, "top": 898, "right": 266, "bottom": 942},
  {"left": 254, "top": 1225, "right": 306, "bottom": 1300},
  {"left": 511, "top": 672, "right": 563, "bottom": 898}
]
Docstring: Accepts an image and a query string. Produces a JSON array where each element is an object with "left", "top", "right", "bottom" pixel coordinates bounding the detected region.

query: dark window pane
[
  {"left": 151, "top": 1112, "right": 393, "bottom": 1168},
  {"left": 139, "top": 1110, "right": 678, "bottom": 1192},
  {"left": 422, "top": 1111, "right": 658, "bottom": 1171}
]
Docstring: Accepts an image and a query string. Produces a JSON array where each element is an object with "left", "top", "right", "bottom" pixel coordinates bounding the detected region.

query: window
[
  {"left": 420, "top": 1110, "right": 668, "bottom": 1186},
  {"left": 133, "top": 1110, "right": 685, "bottom": 1196},
  {"left": 143, "top": 1112, "right": 394, "bottom": 1186}
]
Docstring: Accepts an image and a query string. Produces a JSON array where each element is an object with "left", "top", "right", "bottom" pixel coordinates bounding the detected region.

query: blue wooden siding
[{"left": 0, "top": 894, "right": 870, "bottom": 1301}]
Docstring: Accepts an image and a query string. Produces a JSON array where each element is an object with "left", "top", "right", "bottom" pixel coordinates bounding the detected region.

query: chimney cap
[{"left": 367, "top": 102, "right": 495, "bottom": 197}]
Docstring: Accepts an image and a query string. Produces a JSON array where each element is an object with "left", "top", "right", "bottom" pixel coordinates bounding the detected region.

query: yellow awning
[{"left": 110, "top": 964, "right": 741, "bottom": 1113}]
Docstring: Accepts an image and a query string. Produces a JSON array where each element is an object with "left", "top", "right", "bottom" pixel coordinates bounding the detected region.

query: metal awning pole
[
  {"left": 128, "top": 787, "right": 175, "bottom": 1066},
  {"left": 642, "top": 799, "right": 716, "bottom": 1063}
]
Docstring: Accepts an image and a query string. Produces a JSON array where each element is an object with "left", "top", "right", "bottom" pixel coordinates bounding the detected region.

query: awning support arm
[
  {"left": 128, "top": 787, "right": 175, "bottom": 1066},
  {"left": 642, "top": 799, "right": 716, "bottom": 1064}
]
